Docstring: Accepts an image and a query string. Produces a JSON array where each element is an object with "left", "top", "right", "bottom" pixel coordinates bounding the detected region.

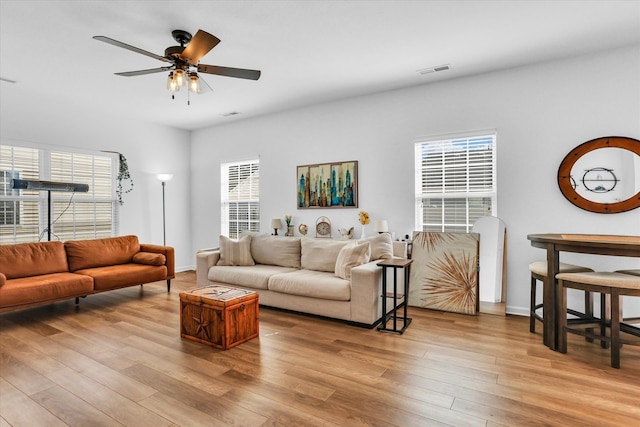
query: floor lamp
[{"left": 156, "top": 174, "right": 173, "bottom": 246}]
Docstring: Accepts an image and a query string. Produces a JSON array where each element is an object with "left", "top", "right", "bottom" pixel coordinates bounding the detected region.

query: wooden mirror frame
[{"left": 557, "top": 136, "right": 640, "bottom": 214}]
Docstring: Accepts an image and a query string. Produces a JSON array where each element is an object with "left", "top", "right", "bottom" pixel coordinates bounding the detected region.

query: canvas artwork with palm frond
[{"left": 409, "top": 231, "right": 480, "bottom": 315}]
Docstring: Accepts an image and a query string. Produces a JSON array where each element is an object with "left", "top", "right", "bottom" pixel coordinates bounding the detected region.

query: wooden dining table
[{"left": 527, "top": 233, "right": 640, "bottom": 350}]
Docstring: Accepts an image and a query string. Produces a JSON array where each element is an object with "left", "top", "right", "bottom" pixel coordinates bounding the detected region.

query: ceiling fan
[{"left": 93, "top": 29, "right": 260, "bottom": 100}]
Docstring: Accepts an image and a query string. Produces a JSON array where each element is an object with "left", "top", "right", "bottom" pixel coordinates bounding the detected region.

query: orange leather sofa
[{"left": 0, "top": 235, "right": 174, "bottom": 313}]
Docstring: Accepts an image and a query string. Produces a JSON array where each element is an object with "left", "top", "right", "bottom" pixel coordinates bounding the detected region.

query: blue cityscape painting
[{"left": 297, "top": 161, "right": 358, "bottom": 208}]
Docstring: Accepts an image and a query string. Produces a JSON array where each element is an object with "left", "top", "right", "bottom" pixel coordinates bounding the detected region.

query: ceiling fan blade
[
  {"left": 197, "top": 64, "right": 261, "bottom": 80},
  {"left": 93, "top": 35, "right": 172, "bottom": 63},
  {"left": 180, "top": 30, "right": 221, "bottom": 65},
  {"left": 115, "top": 66, "right": 173, "bottom": 77}
]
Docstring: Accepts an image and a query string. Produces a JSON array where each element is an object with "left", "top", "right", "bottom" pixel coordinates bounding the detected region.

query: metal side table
[{"left": 377, "top": 258, "right": 413, "bottom": 334}]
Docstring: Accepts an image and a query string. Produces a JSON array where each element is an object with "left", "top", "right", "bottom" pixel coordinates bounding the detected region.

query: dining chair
[
  {"left": 529, "top": 261, "right": 594, "bottom": 333},
  {"left": 557, "top": 271, "right": 640, "bottom": 369}
]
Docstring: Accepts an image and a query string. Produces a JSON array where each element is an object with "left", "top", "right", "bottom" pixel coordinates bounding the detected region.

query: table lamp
[
  {"left": 271, "top": 218, "right": 283, "bottom": 235},
  {"left": 374, "top": 220, "right": 389, "bottom": 234}
]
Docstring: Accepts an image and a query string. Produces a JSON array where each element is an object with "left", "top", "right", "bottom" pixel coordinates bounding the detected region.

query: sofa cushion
[
  {"left": 133, "top": 252, "right": 166, "bottom": 266},
  {"left": 75, "top": 264, "right": 167, "bottom": 291},
  {"left": 250, "top": 234, "right": 301, "bottom": 268},
  {"left": 335, "top": 242, "right": 371, "bottom": 280},
  {"left": 0, "top": 273, "right": 5, "bottom": 287},
  {"left": 0, "top": 272, "right": 94, "bottom": 308},
  {"left": 217, "top": 235, "right": 255, "bottom": 266},
  {"left": 66, "top": 235, "right": 140, "bottom": 272},
  {"left": 268, "top": 270, "right": 351, "bottom": 301},
  {"left": 0, "top": 241, "right": 69, "bottom": 279},
  {"left": 359, "top": 233, "right": 394, "bottom": 260},
  {"left": 209, "top": 265, "right": 297, "bottom": 290},
  {"left": 300, "top": 238, "right": 350, "bottom": 272}
]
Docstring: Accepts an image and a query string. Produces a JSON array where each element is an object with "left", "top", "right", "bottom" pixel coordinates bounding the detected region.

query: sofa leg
[
  {"left": 167, "top": 279, "right": 171, "bottom": 292},
  {"left": 75, "top": 297, "right": 79, "bottom": 304}
]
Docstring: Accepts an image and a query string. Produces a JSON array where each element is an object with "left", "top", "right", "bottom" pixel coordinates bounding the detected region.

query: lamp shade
[
  {"left": 156, "top": 174, "right": 174, "bottom": 182},
  {"left": 373, "top": 220, "right": 389, "bottom": 233},
  {"left": 270, "top": 218, "right": 283, "bottom": 229}
]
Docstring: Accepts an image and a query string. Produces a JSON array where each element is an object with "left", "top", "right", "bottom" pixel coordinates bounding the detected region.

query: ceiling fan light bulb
[
  {"left": 189, "top": 73, "right": 200, "bottom": 93},
  {"left": 167, "top": 71, "right": 180, "bottom": 92},
  {"left": 174, "top": 69, "right": 186, "bottom": 87}
]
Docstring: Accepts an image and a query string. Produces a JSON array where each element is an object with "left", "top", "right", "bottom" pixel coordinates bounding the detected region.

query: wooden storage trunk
[{"left": 179, "top": 285, "right": 259, "bottom": 350}]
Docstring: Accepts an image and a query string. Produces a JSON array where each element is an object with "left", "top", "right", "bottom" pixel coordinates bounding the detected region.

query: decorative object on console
[
  {"left": 297, "top": 160, "right": 358, "bottom": 208},
  {"left": 374, "top": 219, "right": 388, "bottom": 234},
  {"left": 338, "top": 227, "right": 354, "bottom": 240},
  {"left": 315, "top": 216, "right": 332, "bottom": 238},
  {"left": 284, "top": 215, "right": 294, "bottom": 236},
  {"left": 358, "top": 211, "right": 370, "bottom": 239},
  {"left": 271, "top": 218, "right": 283, "bottom": 235},
  {"left": 157, "top": 174, "right": 173, "bottom": 246},
  {"left": 557, "top": 136, "right": 640, "bottom": 213},
  {"left": 409, "top": 231, "right": 480, "bottom": 315},
  {"left": 298, "top": 223, "right": 308, "bottom": 236}
]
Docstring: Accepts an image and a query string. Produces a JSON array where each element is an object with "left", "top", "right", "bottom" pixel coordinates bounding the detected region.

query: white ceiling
[{"left": 1, "top": 1, "right": 639, "bottom": 131}]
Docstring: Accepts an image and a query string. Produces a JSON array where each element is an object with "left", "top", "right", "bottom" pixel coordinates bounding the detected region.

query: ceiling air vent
[{"left": 417, "top": 64, "right": 451, "bottom": 75}]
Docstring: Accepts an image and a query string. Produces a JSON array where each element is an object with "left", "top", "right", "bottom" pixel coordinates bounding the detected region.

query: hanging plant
[{"left": 116, "top": 153, "right": 133, "bottom": 205}]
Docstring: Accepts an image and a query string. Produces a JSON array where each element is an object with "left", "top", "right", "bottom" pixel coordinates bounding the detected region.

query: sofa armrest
[
  {"left": 140, "top": 244, "right": 175, "bottom": 279},
  {"left": 350, "top": 260, "right": 383, "bottom": 325},
  {"left": 196, "top": 249, "right": 220, "bottom": 287},
  {"left": 0, "top": 272, "right": 5, "bottom": 287}
]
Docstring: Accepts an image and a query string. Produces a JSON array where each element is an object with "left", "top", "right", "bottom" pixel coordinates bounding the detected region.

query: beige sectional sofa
[{"left": 196, "top": 233, "right": 407, "bottom": 327}]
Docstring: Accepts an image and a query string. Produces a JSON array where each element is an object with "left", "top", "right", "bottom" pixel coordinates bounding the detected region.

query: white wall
[
  {"left": 191, "top": 45, "right": 640, "bottom": 315},
  {"left": 0, "top": 99, "right": 193, "bottom": 272}
]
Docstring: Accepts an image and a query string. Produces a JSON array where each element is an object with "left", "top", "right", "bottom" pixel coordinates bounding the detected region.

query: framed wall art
[{"left": 297, "top": 160, "right": 358, "bottom": 208}]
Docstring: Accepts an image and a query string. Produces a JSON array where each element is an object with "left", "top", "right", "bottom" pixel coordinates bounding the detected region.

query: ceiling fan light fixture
[
  {"left": 166, "top": 71, "right": 180, "bottom": 92},
  {"left": 188, "top": 72, "right": 200, "bottom": 93},
  {"left": 174, "top": 68, "right": 186, "bottom": 87}
]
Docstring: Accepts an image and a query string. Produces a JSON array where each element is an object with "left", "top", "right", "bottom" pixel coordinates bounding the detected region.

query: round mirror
[{"left": 558, "top": 136, "right": 640, "bottom": 213}]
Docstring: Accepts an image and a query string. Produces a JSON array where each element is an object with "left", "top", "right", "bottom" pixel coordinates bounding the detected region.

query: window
[
  {"left": 0, "top": 144, "right": 118, "bottom": 244},
  {"left": 221, "top": 159, "right": 260, "bottom": 239},
  {"left": 1, "top": 170, "right": 23, "bottom": 226},
  {"left": 415, "top": 133, "right": 496, "bottom": 233}
]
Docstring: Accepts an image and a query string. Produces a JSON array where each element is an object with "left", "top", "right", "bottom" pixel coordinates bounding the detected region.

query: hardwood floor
[{"left": 1, "top": 271, "right": 639, "bottom": 426}]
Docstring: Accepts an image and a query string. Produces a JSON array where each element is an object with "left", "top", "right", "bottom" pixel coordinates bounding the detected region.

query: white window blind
[
  {"left": 49, "top": 151, "right": 116, "bottom": 241},
  {"left": 221, "top": 159, "right": 260, "bottom": 239},
  {"left": 415, "top": 133, "right": 496, "bottom": 233},
  {"left": 0, "top": 146, "right": 40, "bottom": 242},
  {"left": 0, "top": 144, "right": 118, "bottom": 243}
]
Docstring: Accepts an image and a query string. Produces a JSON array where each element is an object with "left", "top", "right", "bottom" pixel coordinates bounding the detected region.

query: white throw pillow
[
  {"left": 335, "top": 241, "right": 371, "bottom": 280},
  {"left": 301, "top": 238, "right": 350, "bottom": 272},
  {"left": 250, "top": 234, "right": 301, "bottom": 268},
  {"left": 216, "top": 235, "right": 255, "bottom": 266},
  {"left": 360, "top": 233, "right": 394, "bottom": 260}
]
